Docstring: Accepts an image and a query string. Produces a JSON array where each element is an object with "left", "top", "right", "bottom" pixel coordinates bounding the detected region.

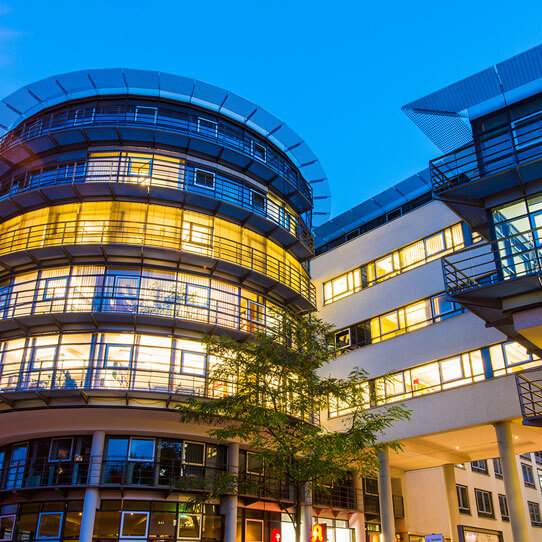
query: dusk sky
[{"left": 1, "top": 0, "right": 542, "bottom": 219}]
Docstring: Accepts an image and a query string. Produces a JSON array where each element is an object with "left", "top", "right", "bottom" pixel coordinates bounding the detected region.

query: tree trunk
[{"left": 294, "top": 483, "right": 303, "bottom": 542}]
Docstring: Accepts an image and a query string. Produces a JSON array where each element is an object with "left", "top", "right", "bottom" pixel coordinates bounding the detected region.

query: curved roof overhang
[{"left": 0, "top": 68, "right": 331, "bottom": 225}]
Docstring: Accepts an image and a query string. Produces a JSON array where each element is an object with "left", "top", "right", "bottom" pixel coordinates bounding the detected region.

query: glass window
[
  {"left": 440, "top": 357, "right": 463, "bottom": 383},
  {"left": 49, "top": 438, "right": 73, "bottom": 461},
  {"left": 121, "top": 511, "right": 149, "bottom": 538},
  {"left": 36, "top": 512, "right": 63, "bottom": 539},
  {"left": 129, "top": 439, "right": 155, "bottom": 461},
  {"left": 251, "top": 192, "right": 266, "bottom": 213},
  {"left": 379, "top": 311, "right": 399, "bottom": 336},
  {"left": 128, "top": 157, "right": 152, "bottom": 178},
  {"left": 334, "top": 329, "right": 351, "bottom": 350},
  {"left": 411, "top": 363, "right": 440, "bottom": 393},
  {"left": 404, "top": 300, "right": 431, "bottom": 329},
  {"left": 399, "top": 240, "right": 425, "bottom": 268},
  {"left": 474, "top": 489, "right": 494, "bottom": 518},
  {"left": 432, "top": 294, "right": 460, "bottom": 320},
  {"left": 245, "top": 519, "right": 264, "bottom": 542},
  {"left": 197, "top": 117, "right": 218, "bottom": 137},
  {"left": 252, "top": 141, "right": 266, "bottom": 162},
  {"left": 181, "top": 351, "right": 206, "bottom": 376},
  {"left": 43, "top": 276, "right": 68, "bottom": 300},
  {"left": 471, "top": 460, "right": 488, "bottom": 475},
  {"left": 0, "top": 515, "right": 15, "bottom": 541},
  {"left": 247, "top": 452, "right": 264, "bottom": 475},
  {"left": 493, "top": 458, "right": 503, "bottom": 479},
  {"left": 425, "top": 232, "right": 445, "bottom": 257},
  {"left": 178, "top": 513, "right": 201, "bottom": 539},
  {"left": 104, "top": 344, "right": 133, "bottom": 369},
  {"left": 114, "top": 276, "right": 140, "bottom": 299},
  {"left": 529, "top": 501, "right": 542, "bottom": 527},
  {"left": 194, "top": 169, "right": 215, "bottom": 190},
  {"left": 106, "top": 438, "right": 129, "bottom": 459},
  {"left": 498, "top": 494, "right": 510, "bottom": 521},
  {"left": 456, "top": 485, "right": 470, "bottom": 514},
  {"left": 186, "top": 284, "right": 210, "bottom": 308},
  {"left": 522, "top": 463, "right": 536, "bottom": 488},
  {"left": 184, "top": 442, "right": 205, "bottom": 465},
  {"left": 182, "top": 222, "right": 212, "bottom": 246},
  {"left": 30, "top": 345, "right": 57, "bottom": 371},
  {"left": 375, "top": 255, "right": 395, "bottom": 278},
  {"left": 134, "top": 106, "right": 157, "bottom": 123},
  {"left": 323, "top": 270, "right": 361, "bottom": 304}
]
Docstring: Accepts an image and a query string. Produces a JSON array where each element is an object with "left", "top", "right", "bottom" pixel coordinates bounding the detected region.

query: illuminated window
[
  {"left": 185, "top": 284, "right": 210, "bottom": 308},
  {"left": 0, "top": 514, "right": 15, "bottom": 541},
  {"left": 120, "top": 511, "right": 149, "bottom": 538},
  {"left": 104, "top": 344, "right": 133, "bottom": 369},
  {"left": 182, "top": 222, "right": 212, "bottom": 246},
  {"left": 181, "top": 351, "right": 206, "bottom": 376},
  {"left": 49, "top": 437, "right": 73, "bottom": 462},
  {"left": 251, "top": 141, "right": 266, "bottom": 162},
  {"left": 379, "top": 311, "right": 400, "bottom": 336},
  {"left": 194, "top": 169, "right": 215, "bottom": 190},
  {"left": 334, "top": 329, "right": 351, "bottom": 350},
  {"left": 36, "top": 512, "right": 63, "bottom": 540},
  {"left": 197, "top": 117, "right": 218, "bottom": 137},
  {"left": 245, "top": 519, "right": 264, "bottom": 542},
  {"left": 440, "top": 357, "right": 463, "bottom": 383},
  {"left": 323, "top": 269, "right": 361, "bottom": 304},
  {"left": 128, "top": 156, "right": 152, "bottom": 178},
  {"left": 178, "top": 513, "right": 202, "bottom": 539},
  {"left": 425, "top": 232, "right": 445, "bottom": 257},
  {"left": 30, "top": 345, "right": 57, "bottom": 371},
  {"left": 43, "top": 276, "right": 68, "bottom": 301},
  {"left": 404, "top": 300, "right": 430, "bottom": 329},
  {"left": 113, "top": 276, "right": 140, "bottom": 299},
  {"left": 375, "top": 254, "right": 395, "bottom": 278}
]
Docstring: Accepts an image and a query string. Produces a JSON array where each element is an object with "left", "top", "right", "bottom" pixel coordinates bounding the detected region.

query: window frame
[
  {"left": 194, "top": 168, "right": 216, "bottom": 190},
  {"left": 134, "top": 105, "right": 158, "bottom": 124},
  {"left": 103, "top": 343, "right": 134, "bottom": 369},
  {"left": 456, "top": 484, "right": 470, "bottom": 515},
  {"left": 511, "top": 110, "right": 542, "bottom": 151},
  {"left": 0, "top": 514, "right": 15, "bottom": 542},
  {"left": 36, "top": 511, "right": 64, "bottom": 540},
  {"left": 471, "top": 460, "right": 489, "bottom": 475},
  {"left": 197, "top": 116, "right": 218, "bottom": 138},
  {"left": 185, "top": 283, "right": 210, "bottom": 309},
  {"left": 498, "top": 494, "right": 510, "bottom": 522},
  {"left": 180, "top": 350, "right": 206, "bottom": 377},
  {"left": 48, "top": 437, "right": 74, "bottom": 462},
  {"left": 251, "top": 141, "right": 267, "bottom": 163},
  {"left": 127, "top": 156, "right": 153, "bottom": 178},
  {"left": 529, "top": 501, "right": 542, "bottom": 527},
  {"left": 113, "top": 275, "right": 140, "bottom": 300},
  {"left": 120, "top": 510, "right": 150, "bottom": 539},
  {"left": 522, "top": 462, "right": 536, "bottom": 489},
  {"left": 177, "top": 511, "right": 203, "bottom": 540},
  {"left": 474, "top": 488, "right": 495, "bottom": 519},
  {"left": 43, "top": 276, "right": 69, "bottom": 301},
  {"left": 127, "top": 437, "right": 155, "bottom": 462}
]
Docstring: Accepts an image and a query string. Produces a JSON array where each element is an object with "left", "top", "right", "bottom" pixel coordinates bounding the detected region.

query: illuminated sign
[
  {"left": 311, "top": 524, "right": 327, "bottom": 542},
  {"left": 271, "top": 528, "right": 281, "bottom": 542}
]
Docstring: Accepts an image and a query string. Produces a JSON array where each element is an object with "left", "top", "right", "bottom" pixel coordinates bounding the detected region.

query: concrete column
[
  {"left": 80, "top": 430, "right": 105, "bottom": 542},
  {"left": 220, "top": 442, "right": 239, "bottom": 542},
  {"left": 442, "top": 464, "right": 460, "bottom": 542},
  {"left": 378, "top": 449, "right": 396, "bottom": 542},
  {"left": 302, "top": 484, "right": 313, "bottom": 542},
  {"left": 494, "top": 421, "right": 529, "bottom": 542},
  {"left": 349, "top": 475, "right": 365, "bottom": 542}
]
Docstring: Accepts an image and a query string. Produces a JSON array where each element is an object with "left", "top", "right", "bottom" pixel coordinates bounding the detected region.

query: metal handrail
[
  {"left": 516, "top": 371, "right": 542, "bottom": 419},
  {"left": 0, "top": 272, "right": 281, "bottom": 336},
  {"left": 0, "top": 219, "right": 316, "bottom": 306},
  {"left": 0, "top": 157, "right": 313, "bottom": 251},
  {"left": 442, "top": 226, "right": 542, "bottom": 295},
  {"left": 0, "top": 101, "right": 313, "bottom": 203},
  {"left": 431, "top": 113, "right": 542, "bottom": 193}
]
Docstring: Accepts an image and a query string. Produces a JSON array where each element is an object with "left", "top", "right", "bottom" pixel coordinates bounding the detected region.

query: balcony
[
  {"left": 0, "top": 156, "right": 313, "bottom": 258},
  {"left": 431, "top": 114, "right": 542, "bottom": 199},
  {"left": 517, "top": 368, "right": 542, "bottom": 427},
  {"left": 442, "top": 228, "right": 542, "bottom": 350},
  {"left": 0, "top": 101, "right": 313, "bottom": 214},
  {"left": 431, "top": 115, "right": 542, "bottom": 233}
]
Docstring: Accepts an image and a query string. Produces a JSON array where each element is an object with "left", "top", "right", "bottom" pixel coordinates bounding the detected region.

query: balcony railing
[
  {"left": 516, "top": 369, "right": 542, "bottom": 423},
  {"left": 0, "top": 273, "right": 281, "bottom": 337},
  {"left": 0, "top": 102, "right": 313, "bottom": 205},
  {"left": 431, "top": 113, "right": 542, "bottom": 193},
  {"left": 0, "top": 220, "right": 316, "bottom": 306},
  {"left": 442, "top": 227, "right": 542, "bottom": 296},
  {"left": 0, "top": 158, "right": 313, "bottom": 252},
  {"left": 0, "top": 457, "right": 355, "bottom": 509}
]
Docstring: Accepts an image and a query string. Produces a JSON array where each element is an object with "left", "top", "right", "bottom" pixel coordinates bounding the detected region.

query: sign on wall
[
  {"left": 271, "top": 528, "right": 281, "bottom": 542},
  {"left": 311, "top": 524, "right": 327, "bottom": 542},
  {"left": 425, "top": 535, "right": 444, "bottom": 542}
]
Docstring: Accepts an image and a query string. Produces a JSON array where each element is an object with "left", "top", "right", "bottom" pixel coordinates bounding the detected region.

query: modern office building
[
  {"left": 0, "top": 68, "right": 357, "bottom": 542},
  {"left": 312, "top": 44, "right": 542, "bottom": 542}
]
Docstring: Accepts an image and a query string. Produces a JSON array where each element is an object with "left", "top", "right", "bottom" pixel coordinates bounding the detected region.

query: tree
[{"left": 176, "top": 307, "right": 410, "bottom": 542}]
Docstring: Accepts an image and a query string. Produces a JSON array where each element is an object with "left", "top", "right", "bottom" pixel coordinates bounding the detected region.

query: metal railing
[
  {"left": 0, "top": 157, "right": 313, "bottom": 251},
  {"left": 442, "top": 226, "right": 542, "bottom": 296},
  {"left": 0, "top": 220, "right": 316, "bottom": 305},
  {"left": 431, "top": 113, "right": 542, "bottom": 193},
  {"left": 0, "top": 101, "right": 313, "bottom": 204},
  {"left": 516, "top": 370, "right": 542, "bottom": 421},
  {"left": 0, "top": 272, "right": 279, "bottom": 336}
]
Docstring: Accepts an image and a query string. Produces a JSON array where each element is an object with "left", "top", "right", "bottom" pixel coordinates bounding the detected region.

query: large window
[
  {"left": 323, "top": 223, "right": 465, "bottom": 304},
  {"left": 498, "top": 494, "right": 509, "bottom": 522},
  {"left": 334, "top": 292, "right": 464, "bottom": 350},
  {"left": 474, "top": 489, "right": 494, "bottom": 519},
  {"left": 471, "top": 460, "right": 489, "bottom": 475},
  {"left": 529, "top": 501, "right": 542, "bottom": 527}
]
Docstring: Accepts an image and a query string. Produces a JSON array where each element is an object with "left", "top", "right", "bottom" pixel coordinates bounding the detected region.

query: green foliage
[{"left": 176, "top": 306, "right": 410, "bottom": 534}]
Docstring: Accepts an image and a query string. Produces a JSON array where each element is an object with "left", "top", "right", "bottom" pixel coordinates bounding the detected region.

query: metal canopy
[
  {"left": 314, "top": 168, "right": 431, "bottom": 248},
  {"left": 402, "top": 43, "right": 542, "bottom": 153},
  {"left": 0, "top": 68, "right": 331, "bottom": 225}
]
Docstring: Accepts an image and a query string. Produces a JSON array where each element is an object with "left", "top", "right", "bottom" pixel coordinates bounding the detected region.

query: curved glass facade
[
  {"left": 0, "top": 202, "right": 314, "bottom": 304},
  {"left": 1, "top": 150, "right": 313, "bottom": 252},
  {"left": 0, "top": 266, "right": 280, "bottom": 336}
]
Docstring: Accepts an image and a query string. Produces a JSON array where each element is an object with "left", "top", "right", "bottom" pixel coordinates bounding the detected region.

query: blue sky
[{"left": 0, "top": 0, "right": 541, "bottom": 219}]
